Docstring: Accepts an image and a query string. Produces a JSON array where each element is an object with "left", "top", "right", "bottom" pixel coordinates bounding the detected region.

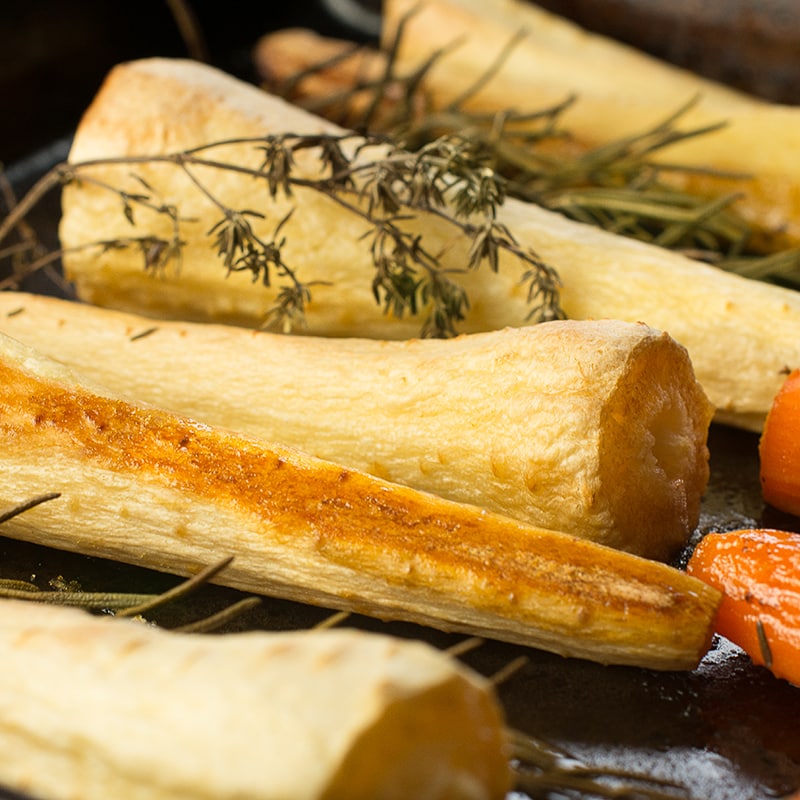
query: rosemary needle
[
  {"left": 116, "top": 555, "right": 236, "bottom": 617},
  {"left": 0, "top": 492, "right": 61, "bottom": 524},
  {"left": 172, "top": 596, "right": 262, "bottom": 633},
  {"left": 444, "top": 636, "right": 485, "bottom": 658},
  {"left": 509, "top": 729, "right": 688, "bottom": 799},
  {"left": 314, "top": 609, "right": 352, "bottom": 630},
  {"left": 0, "top": 586, "right": 159, "bottom": 611},
  {"left": 489, "top": 654, "right": 529, "bottom": 687}
]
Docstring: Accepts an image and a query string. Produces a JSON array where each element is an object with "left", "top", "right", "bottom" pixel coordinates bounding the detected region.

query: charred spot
[
  {"left": 83, "top": 408, "right": 108, "bottom": 433},
  {"left": 319, "top": 495, "right": 354, "bottom": 511}
]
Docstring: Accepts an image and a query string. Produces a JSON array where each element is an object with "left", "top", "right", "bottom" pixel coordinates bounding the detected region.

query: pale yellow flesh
[
  {"left": 58, "top": 57, "right": 800, "bottom": 432},
  {"left": 0, "top": 600, "right": 510, "bottom": 800},
  {"left": 0, "top": 293, "right": 712, "bottom": 560},
  {"left": 0, "top": 331, "right": 720, "bottom": 670}
]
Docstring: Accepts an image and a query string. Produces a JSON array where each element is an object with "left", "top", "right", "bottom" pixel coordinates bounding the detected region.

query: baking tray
[{"left": 3, "top": 2, "right": 800, "bottom": 798}]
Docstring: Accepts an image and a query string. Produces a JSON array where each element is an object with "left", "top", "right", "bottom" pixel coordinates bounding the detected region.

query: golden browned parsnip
[{"left": 0, "top": 331, "right": 720, "bottom": 670}]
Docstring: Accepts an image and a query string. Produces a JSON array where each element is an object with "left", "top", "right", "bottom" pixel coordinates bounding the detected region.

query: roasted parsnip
[
  {"left": 0, "top": 293, "right": 713, "bottom": 560},
  {"left": 0, "top": 331, "right": 720, "bottom": 670},
  {"left": 0, "top": 599, "right": 510, "bottom": 800},
  {"left": 253, "top": 27, "right": 396, "bottom": 128},
  {"left": 384, "top": 0, "right": 800, "bottom": 252},
  {"left": 58, "top": 58, "right": 800, "bottom": 431}
]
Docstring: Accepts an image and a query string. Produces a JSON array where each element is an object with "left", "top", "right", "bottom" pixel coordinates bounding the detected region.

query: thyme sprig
[
  {"left": 1, "top": 127, "right": 562, "bottom": 336},
  {"left": 226, "top": 128, "right": 560, "bottom": 332}
]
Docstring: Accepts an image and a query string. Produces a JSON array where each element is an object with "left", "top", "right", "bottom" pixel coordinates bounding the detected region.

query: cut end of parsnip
[{"left": 597, "top": 328, "right": 714, "bottom": 559}]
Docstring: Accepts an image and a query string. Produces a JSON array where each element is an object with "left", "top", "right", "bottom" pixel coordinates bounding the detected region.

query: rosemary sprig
[
  {"left": 405, "top": 93, "right": 759, "bottom": 269},
  {"left": 509, "top": 729, "right": 687, "bottom": 799},
  {"left": 263, "top": 18, "right": 800, "bottom": 290},
  {"left": 0, "top": 547, "right": 258, "bottom": 626},
  {"left": 0, "top": 554, "right": 261, "bottom": 629},
  {"left": 0, "top": 493, "right": 259, "bottom": 627}
]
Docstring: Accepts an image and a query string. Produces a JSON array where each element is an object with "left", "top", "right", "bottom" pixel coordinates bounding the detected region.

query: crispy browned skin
[{"left": 0, "top": 335, "right": 720, "bottom": 669}]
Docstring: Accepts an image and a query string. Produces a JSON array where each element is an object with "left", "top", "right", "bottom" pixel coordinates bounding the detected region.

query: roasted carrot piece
[
  {"left": 760, "top": 369, "right": 800, "bottom": 516},
  {"left": 686, "top": 528, "right": 800, "bottom": 686}
]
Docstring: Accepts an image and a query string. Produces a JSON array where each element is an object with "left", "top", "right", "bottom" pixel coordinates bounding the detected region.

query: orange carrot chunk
[
  {"left": 687, "top": 528, "right": 800, "bottom": 686},
  {"left": 760, "top": 369, "right": 800, "bottom": 517}
]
